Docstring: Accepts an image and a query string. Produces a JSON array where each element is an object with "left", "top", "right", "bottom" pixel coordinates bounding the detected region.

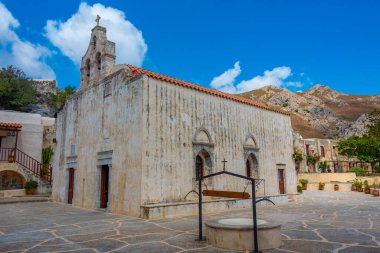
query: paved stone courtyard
[{"left": 0, "top": 191, "right": 379, "bottom": 253}]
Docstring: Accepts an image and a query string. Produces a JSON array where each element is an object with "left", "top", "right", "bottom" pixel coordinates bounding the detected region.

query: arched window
[
  {"left": 86, "top": 59, "right": 90, "bottom": 77},
  {"left": 93, "top": 36, "right": 97, "bottom": 50},
  {"left": 195, "top": 149, "right": 212, "bottom": 180},
  {"left": 246, "top": 154, "right": 258, "bottom": 178},
  {"left": 96, "top": 52, "right": 101, "bottom": 70}
]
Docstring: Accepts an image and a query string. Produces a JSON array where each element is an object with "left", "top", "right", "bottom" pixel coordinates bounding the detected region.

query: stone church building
[{"left": 52, "top": 23, "right": 297, "bottom": 218}]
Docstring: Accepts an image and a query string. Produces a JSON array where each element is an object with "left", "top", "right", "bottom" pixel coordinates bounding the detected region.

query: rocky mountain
[{"left": 240, "top": 84, "right": 380, "bottom": 139}]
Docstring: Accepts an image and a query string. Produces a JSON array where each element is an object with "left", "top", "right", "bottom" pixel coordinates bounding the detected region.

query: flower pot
[
  {"left": 8, "top": 155, "right": 15, "bottom": 163},
  {"left": 334, "top": 184, "right": 339, "bottom": 191},
  {"left": 319, "top": 186, "right": 324, "bottom": 191},
  {"left": 358, "top": 188, "right": 364, "bottom": 192},
  {"left": 351, "top": 185, "right": 356, "bottom": 191},
  {"left": 302, "top": 184, "right": 307, "bottom": 190},
  {"left": 25, "top": 188, "right": 36, "bottom": 195},
  {"left": 365, "top": 188, "right": 371, "bottom": 194},
  {"left": 373, "top": 189, "right": 379, "bottom": 197}
]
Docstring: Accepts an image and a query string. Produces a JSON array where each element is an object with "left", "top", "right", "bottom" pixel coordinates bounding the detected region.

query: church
[{"left": 52, "top": 22, "right": 298, "bottom": 219}]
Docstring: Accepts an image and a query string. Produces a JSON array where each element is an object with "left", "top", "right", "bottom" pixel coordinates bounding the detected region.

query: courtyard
[{"left": 0, "top": 191, "right": 379, "bottom": 253}]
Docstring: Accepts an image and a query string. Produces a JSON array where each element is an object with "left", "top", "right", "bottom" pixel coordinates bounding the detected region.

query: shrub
[
  {"left": 350, "top": 167, "right": 365, "bottom": 177},
  {"left": 299, "top": 179, "right": 309, "bottom": 186},
  {"left": 319, "top": 182, "right": 325, "bottom": 187},
  {"left": 282, "top": 102, "right": 289, "bottom": 107},
  {"left": 319, "top": 161, "right": 328, "bottom": 173},
  {"left": 48, "top": 85, "right": 76, "bottom": 111},
  {"left": 307, "top": 155, "right": 318, "bottom": 165},
  {"left": 297, "top": 185, "right": 303, "bottom": 193},
  {"left": 42, "top": 146, "right": 54, "bottom": 165},
  {"left": 354, "top": 180, "right": 363, "bottom": 189},
  {"left": 24, "top": 180, "right": 38, "bottom": 189}
]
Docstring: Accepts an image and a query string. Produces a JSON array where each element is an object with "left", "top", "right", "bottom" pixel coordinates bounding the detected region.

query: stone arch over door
[
  {"left": 244, "top": 134, "right": 259, "bottom": 150},
  {"left": 193, "top": 127, "right": 213, "bottom": 145}
]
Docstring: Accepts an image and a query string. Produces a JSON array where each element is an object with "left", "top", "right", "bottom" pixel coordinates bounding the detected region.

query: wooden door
[
  {"left": 278, "top": 169, "right": 285, "bottom": 194},
  {"left": 100, "top": 165, "right": 109, "bottom": 208},
  {"left": 67, "top": 168, "right": 74, "bottom": 204}
]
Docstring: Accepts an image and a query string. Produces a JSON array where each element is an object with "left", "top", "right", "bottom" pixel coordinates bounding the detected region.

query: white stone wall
[
  {"left": 0, "top": 111, "right": 45, "bottom": 162},
  {"left": 53, "top": 71, "right": 144, "bottom": 216},
  {"left": 140, "top": 77, "right": 296, "bottom": 206}
]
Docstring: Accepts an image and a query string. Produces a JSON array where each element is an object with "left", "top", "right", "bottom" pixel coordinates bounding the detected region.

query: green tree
[
  {"left": 338, "top": 135, "right": 380, "bottom": 173},
  {"left": 49, "top": 85, "right": 76, "bottom": 110},
  {"left": 0, "top": 66, "right": 36, "bottom": 109}
]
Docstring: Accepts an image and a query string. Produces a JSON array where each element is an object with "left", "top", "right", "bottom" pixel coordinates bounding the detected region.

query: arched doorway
[
  {"left": 246, "top": 154, "right": 258, "bottom": 178},
  {"left": 195, "top": 149, "right": 212, "bottom": 180},
  {"left": 0, "top": 170, "right": 25, "bottom": 190}
]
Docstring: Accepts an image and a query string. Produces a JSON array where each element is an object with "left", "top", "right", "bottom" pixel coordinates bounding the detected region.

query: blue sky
[{"left": 1, "top": 0, "right": 380, "bottom": 95}]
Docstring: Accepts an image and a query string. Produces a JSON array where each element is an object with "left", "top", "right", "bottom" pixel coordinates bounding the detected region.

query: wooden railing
[{"left": 0, "top": 148, "right": 52, "bottom": 184}]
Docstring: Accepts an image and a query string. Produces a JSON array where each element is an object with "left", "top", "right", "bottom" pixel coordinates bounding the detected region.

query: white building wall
[
  {"left": 140, "top": 77, "right": 296, "bottom": 205},
  {"left": 0, "top": 111, "right": 44, "bottom": 162}
]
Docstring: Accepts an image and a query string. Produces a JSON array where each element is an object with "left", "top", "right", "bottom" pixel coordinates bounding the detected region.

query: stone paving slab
[{"left": 0, "top": 191, "right": 379, "bottom": 252}]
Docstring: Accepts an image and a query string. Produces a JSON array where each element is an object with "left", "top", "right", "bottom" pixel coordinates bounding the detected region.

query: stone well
[{"left": 205, "top": 218, "right": 281, "bottom": 251}]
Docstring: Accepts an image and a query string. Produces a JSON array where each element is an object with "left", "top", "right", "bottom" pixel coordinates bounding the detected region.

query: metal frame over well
[{"left": 197, "top": 161, "right": 274, "bottom": 253}]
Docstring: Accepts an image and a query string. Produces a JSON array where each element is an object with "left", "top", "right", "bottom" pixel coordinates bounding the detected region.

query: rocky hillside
[
  {"left": 240, "top": 85, "right": 380, "bottom": 138},
  {"left": 19, "top": 79, "right": 58, "bottom": 117}
]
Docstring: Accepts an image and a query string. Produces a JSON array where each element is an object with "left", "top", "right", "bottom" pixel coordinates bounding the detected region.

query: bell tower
[{"left": 79, "top": 15, "right": 116, "bottom": 89}]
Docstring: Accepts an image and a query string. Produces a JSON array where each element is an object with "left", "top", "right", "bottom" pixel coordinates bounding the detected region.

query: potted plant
[
  {"left": 299, "top": 179, "right": 309, "bottom": 190},
  {"left": 41, "top": 146, "right": 54, "bottom": 180},
  {"left": 24, "top": 180, "right": 38, "bottom": 195},
  {"left": 297, "top": 184, "right": 303, "bottom": 193},
  {"left": 334, "top": 184, "right": 339, "bottom": 191},
  {"left": 351, "top": 180, "right": 357, "bottom": 191},
  {"left": 364, "top": 180, "right": 371, "bottom": 194},
  {"left": 319, "top": 182, "right": 325, "bottom": 190},
  {"left": 356, "top": 180, "right": 363, "bottom": 192}
]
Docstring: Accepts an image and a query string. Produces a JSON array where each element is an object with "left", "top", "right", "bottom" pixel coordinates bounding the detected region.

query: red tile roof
[
  {"left": 0, "top": 122, "right": 22, "bottom": 129},
  {"left": 127, "top": 65, "right": 290, "bottom": 116}
]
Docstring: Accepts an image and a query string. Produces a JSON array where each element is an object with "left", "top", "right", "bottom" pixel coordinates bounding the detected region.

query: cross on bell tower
[{"left": 95, "top": 15, "right": 101, "bottom": 26}]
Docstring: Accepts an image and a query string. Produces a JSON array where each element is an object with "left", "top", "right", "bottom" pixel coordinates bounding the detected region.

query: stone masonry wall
[{"left": 140, "top": 76, "right": 297, "bottom": 205}]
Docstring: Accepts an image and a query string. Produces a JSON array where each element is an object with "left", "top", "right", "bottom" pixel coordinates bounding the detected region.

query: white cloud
[
  {"left": 44, "top": 2, "right": 147, "bottom": 67},
  {"left": 236, "top": 66, "right": 292, "bottom": 93},
  {"left": 0, "top": 3, "right": 55, "bottom": 79},
  {"left": 210, "top": 62, "right": 303, "bottom": 94},
  {"left": 210, "top": 61, "right": 241, "bottom": 91}
]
